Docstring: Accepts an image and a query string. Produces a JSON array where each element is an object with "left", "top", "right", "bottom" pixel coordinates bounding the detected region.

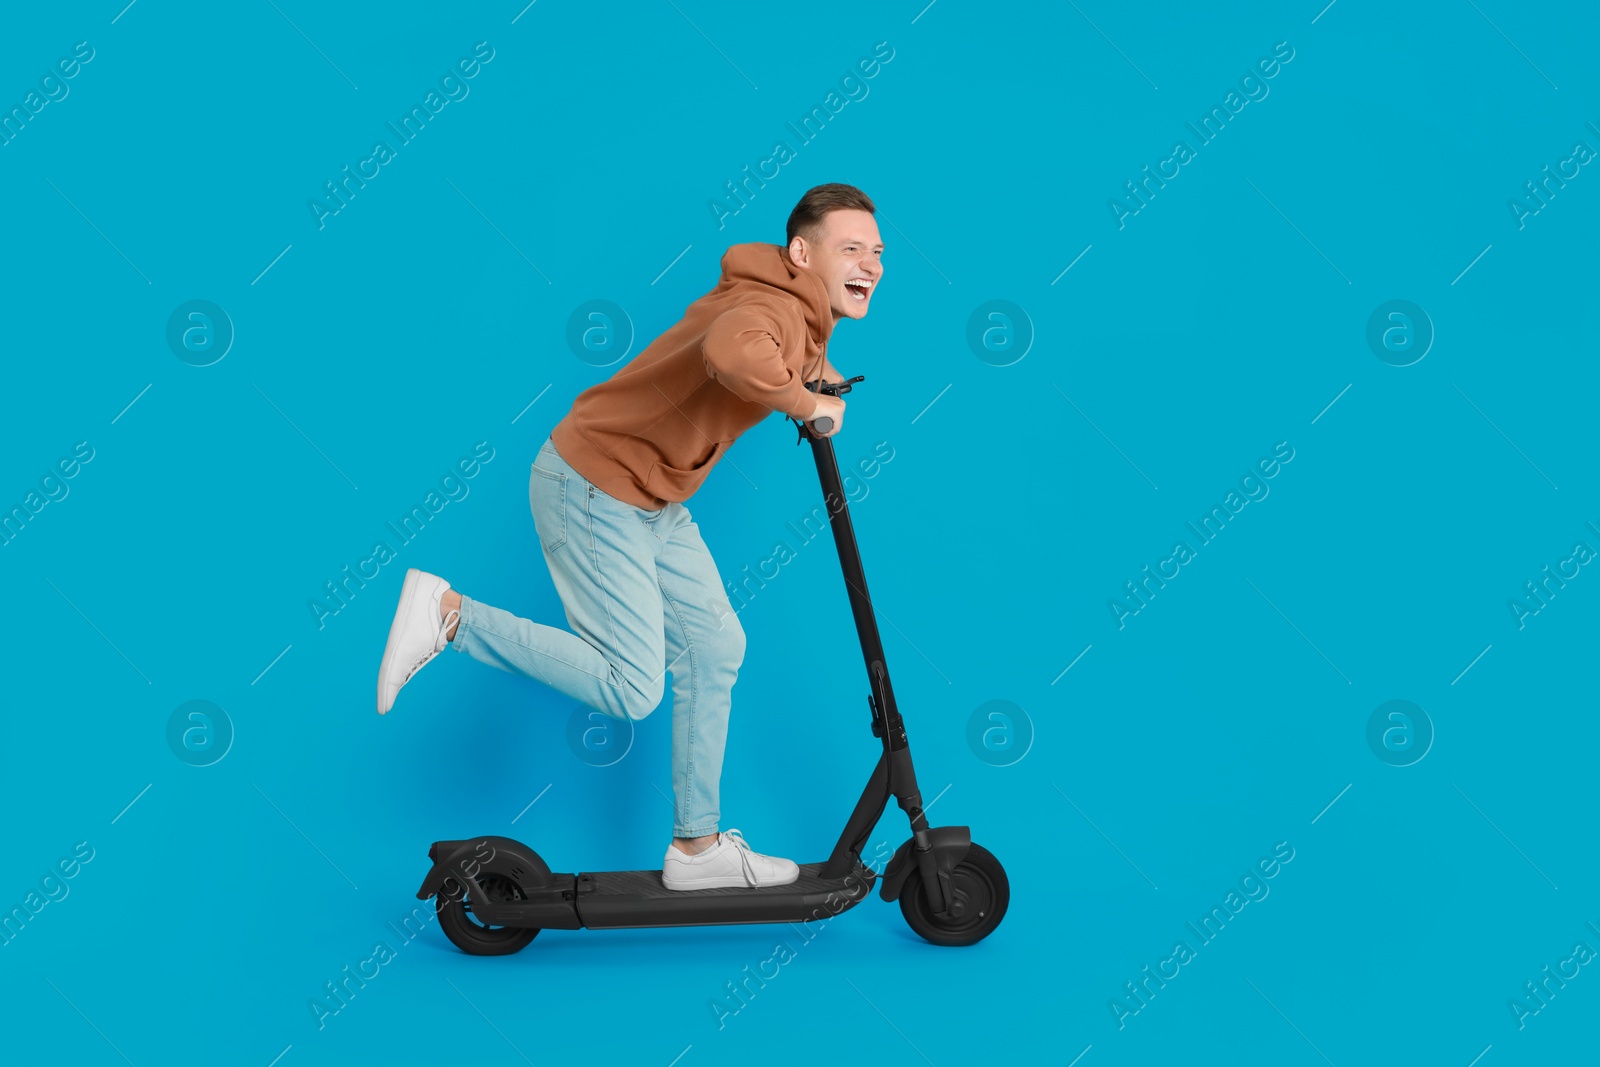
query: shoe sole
[
  {"left": 661, "top": 869, "right": 801, "bottom": 891},
  {"left": 377, "top": 568, "right": 431, "bottom": 715}
]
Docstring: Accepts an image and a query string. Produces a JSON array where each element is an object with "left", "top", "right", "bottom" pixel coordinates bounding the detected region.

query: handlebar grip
[{"left": 804, "top": 375, "right": 862, "bottom": 437}]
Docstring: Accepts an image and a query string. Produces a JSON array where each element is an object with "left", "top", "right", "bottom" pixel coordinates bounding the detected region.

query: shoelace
[
  {"left": 719, "top": 828, "right": 763, "bottom": 887},
  {"left": 403, "top": 607, "right": 459, "bottom": 684}
]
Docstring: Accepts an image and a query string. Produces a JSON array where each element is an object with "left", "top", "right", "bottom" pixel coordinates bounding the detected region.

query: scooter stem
[{"left": 795, "top": 379, "right": 941, "bottom": 905}]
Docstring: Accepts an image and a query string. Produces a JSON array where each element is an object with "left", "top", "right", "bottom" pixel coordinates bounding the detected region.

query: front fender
[{"left": 878, "top": 825, "right": 971, "bottom": 902}]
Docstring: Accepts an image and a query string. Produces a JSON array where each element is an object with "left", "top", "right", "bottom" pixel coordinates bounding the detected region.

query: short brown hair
[{"left": 786, "top": 183, "right": 876, "bottom": 246}]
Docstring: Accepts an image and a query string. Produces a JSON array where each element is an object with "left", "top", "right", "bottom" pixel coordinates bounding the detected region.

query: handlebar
[{"left": 800, "top": 375, "right": 864, "bottom": 439}]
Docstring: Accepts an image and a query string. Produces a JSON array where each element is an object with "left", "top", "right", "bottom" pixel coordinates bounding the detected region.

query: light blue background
[{"left": 2, "top": 1, "right": 1596, "bottom": 1064}]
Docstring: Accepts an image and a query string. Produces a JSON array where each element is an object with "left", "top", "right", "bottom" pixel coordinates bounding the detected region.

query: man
[{"left": 376, "top": 183, "right": 884, "bottom": 891}]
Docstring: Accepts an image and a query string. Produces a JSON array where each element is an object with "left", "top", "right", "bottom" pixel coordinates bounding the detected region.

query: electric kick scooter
[{"left": 414, "top": 375, "right": 1010, "bottom": 952}]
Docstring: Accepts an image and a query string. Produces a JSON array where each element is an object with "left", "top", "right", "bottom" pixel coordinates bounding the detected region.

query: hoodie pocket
[{"left": 644, "top": 440, "right": 729, "bottom": 502}]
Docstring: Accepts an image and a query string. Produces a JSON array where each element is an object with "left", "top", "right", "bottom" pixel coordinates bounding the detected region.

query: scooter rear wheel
[
  {"left": 436, "top": 873, "right": 540, "bottom": 955},
  {"left": 898, "top": 842, "right": 1009, "bottom": 947}
]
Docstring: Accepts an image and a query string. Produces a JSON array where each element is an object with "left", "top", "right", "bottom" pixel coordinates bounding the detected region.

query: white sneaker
[
  {"left": 376, "top": 568, "right": 458, "bottom": 715},
  {"left": 661, "top": 828, "right": 800, "bottom": 891}
]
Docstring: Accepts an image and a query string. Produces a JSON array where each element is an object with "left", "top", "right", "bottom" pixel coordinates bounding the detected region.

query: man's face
[{"left": 789, "top": 209, "right": 884, "bottom": 323}]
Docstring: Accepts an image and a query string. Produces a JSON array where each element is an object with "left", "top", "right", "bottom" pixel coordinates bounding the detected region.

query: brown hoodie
[{"left": 549, "top": 242, "right": 835, "bottom": 509}]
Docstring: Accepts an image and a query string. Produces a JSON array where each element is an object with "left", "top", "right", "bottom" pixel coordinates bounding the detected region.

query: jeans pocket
[
  {"left": 633, "top": 501, "right": 668, "bottom": 543},
  {"left": 529, "top": 463, "right": 568, "bottom": 552}
]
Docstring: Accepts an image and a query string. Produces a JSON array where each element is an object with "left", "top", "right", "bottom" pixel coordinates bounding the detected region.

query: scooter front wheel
[
  {"left": 436, "top": 873, "right": 540, "bottom": 955},
  {"left": 898, "top": 842, "right": 1009, "bottom": 947}
]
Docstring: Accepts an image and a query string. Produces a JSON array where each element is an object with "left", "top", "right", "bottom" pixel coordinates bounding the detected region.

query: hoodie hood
[{"left": 717, "top": 242, "right": 836, "bottom": 348}]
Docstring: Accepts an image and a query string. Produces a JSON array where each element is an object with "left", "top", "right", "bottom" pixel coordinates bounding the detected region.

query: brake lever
[{"left": 816, "top": 375, "right": 865, "bottom": 397}]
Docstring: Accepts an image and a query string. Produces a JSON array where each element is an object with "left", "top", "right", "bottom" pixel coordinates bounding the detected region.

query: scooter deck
[{"left": 574, "top": 862, "right": 876, "bottom": 929}]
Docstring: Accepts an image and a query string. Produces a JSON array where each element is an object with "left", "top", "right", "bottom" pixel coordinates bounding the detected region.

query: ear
[{"left": 788, "top": 234, "right": 810, "bottom": 268}]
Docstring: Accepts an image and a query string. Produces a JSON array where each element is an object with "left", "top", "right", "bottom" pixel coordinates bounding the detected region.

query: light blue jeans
[{"left": 450, "top": 435, "right": 745, "bottom": 838}]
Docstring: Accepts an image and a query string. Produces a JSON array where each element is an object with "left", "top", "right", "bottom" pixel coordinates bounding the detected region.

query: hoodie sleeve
[{"left": 702, "top": 304, "right": 818, "bottom": 420}]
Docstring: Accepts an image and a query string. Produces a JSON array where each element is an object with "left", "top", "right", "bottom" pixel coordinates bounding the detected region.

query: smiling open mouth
[{"left": 845, "top": 278, "right": 872, "bottom": 302}]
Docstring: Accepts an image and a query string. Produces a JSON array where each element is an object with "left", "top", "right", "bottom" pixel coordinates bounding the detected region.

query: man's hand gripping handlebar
[{"left": 795, "top": 375, "right": 865, "bottom": 443}]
